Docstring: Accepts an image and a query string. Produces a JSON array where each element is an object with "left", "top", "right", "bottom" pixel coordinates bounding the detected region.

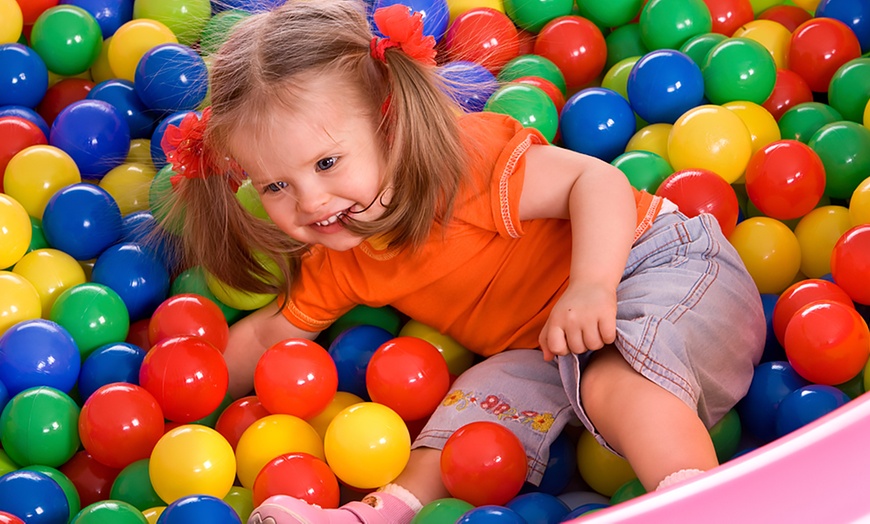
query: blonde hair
[{"left": 158, "top": 0, "right": 469, "bottom": 297}]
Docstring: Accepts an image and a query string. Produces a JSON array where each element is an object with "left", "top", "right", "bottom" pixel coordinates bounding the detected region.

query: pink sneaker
[{"left": 248, "top": 487, "right": 420, "bottom": 524}]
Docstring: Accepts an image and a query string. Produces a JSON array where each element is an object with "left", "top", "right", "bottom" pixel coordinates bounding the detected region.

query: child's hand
[{"left": 539, "top": 283, "right": 617, "bottom": 361}]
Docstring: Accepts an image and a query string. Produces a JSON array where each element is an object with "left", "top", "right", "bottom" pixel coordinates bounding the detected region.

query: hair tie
[
  {"left": 160, "top": 107, "right": 242, "bottom": 193},
  {"left": 370, "top": 5, "right": 437, "bottom": 66}
]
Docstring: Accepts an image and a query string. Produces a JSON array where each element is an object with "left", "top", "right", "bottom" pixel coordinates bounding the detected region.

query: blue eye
[
  {"left": 316, "top": 157, "right": 336, "bottom": 171},
  {"left": 264, "top": 181, "right": 288, "bottom": 193}
]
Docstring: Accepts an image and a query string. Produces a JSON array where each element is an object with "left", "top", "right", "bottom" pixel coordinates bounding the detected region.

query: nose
[{"left": 294, "top": 178, "right": 330, "bottom": 215}]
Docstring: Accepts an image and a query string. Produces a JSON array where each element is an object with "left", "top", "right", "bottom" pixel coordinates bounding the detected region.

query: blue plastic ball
[
  {"left": 42, "top": 183, "right": 122, "bottom": 261},
  {"left": 0, "top": 106, "right": 50, "bottom": 138},
  {"left": 816, "top": 0, "right": 870, "bottom": 53},
  {"left": 214, "top": 0, "right": 286, "bottom": 13},
  {"left": 535, "top": 431, "right": 576, "bottom": 496},
  {"left": 775, "top": 384, "right": 851, "bottom": 439},
  {"left": 0, "top": 380, "right": 7, "bottom": 415},
  {"left": 91, "top": 242, "right": 170, "bottom": 321},
  {"left": 156, "top": 494, "right": 242, "bottom": 523},
  {"left": 759, "top": 293, "right": 786, "bottom": 363},
  {"left": 0, "top": 44, "right": 49, "bottom": 108},
  {"left": 151, "top": 111, "right": 196, "bottom": 169},
  {"left": 49, "top": 99, "right": 131, "bottom": 179},
  {"left": 58, "top": 0, "right": 134, "bottom": 38},
  {"left": 562, "top": 503, "right": 611, "bottom": 521},
  {"left": 134, "top": 43, "right": 209, "bottom": 112},
  {"left": 328, "top": 325, "right": 394, "bottom": 399},
  {"left": 440, "top": 61, "right": 498, "bottom": 113},
  {"left": 373, "top": 0, "right": 450, "bottom": 42},
  {"left": 506, "top": 492, "right": 570, "bottom": 524},
  {"left": 0, "top": 319, "right": 81, "bottom": 397},
  {"left": 559, "top": 87, "right": 636, "bottom": 162},
  {"left": 736, "top": 361, "right": 811, "bottom": 443},
  {"left": 121, "top": 210, "right": 175, "bottom": 270},
  {"left": 87, "top": 79, "right": 159, "bottom": 139},
  {"left": 0, "top": 470, "right": 69, "bottom": 524},
  {"left": 78, "top": 342, "right": 146, "bottom": 402},
  {"left": 458, "top": 505, "right": 527, "bottom": 523},
  {"left": 627, "top": 49, "right": 705, "bottom": 124}
]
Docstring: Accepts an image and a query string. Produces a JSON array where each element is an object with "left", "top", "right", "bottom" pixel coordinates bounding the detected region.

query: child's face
[{"left": 229, "top": 81, "right": 387, "bottom": 251}]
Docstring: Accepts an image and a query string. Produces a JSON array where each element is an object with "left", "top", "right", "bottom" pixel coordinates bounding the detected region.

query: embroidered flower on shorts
[
  {"left": 531, "top": 412, "right": 556, "bottom": 432},
  {"left": 442, "top": 390, "right": 465, "bottom": 406}
]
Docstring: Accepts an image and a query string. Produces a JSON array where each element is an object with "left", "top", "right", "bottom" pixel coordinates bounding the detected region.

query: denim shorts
[{"left": 412, "top": 212, "right": 766, "bottom": 484}]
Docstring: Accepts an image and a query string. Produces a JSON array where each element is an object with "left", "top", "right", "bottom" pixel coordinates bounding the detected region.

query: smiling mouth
[{"left": 313, "top": 210, "right": 348, "bottom": 227}]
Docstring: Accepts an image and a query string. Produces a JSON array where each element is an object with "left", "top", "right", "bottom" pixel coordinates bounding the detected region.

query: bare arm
[
  {"left": 224, "top": 299, "right": 321, "bottom": 398},
  {"left": 519, "top": 144, "right": 636, "bottom": 360}
]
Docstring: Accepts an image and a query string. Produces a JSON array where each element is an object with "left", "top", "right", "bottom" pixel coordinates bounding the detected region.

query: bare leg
[
  {"left": 580, "top": 346, "right": 718, "bottom": 491},
  {"left": 392, "top": 448, "right": 450, "bottom": 505}
]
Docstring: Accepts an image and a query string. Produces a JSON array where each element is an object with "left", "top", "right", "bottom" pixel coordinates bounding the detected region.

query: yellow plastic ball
[
  {"left": 732, "top": 20, "right": 792, "bottom": 70},
  {"left": 0, "top": 194, "right": 32, "bottom": 269},
  {"left": 446, "top": 0, "right": 505, "bottom": 23},
  {"left": 306, "top": 391, "right": 364, "bottom": 440},
  {"left": 0, "top": 0, "right": 23, "bottom": 44},
  {"left": 0, "top": 271, "right": 42, "bottom": 336},
  {"left": 109, "top": 19, "right": 178, "bottom": 82},
  {"left": 728, "top": 217, "right": 802, "bottom": 294},
  {"left": 99, "top": 163, "right": 157, "bottom": 216},
  {"left": 324, "top": 402, "right": 410, "bottom": 489},
  {"left": 0, "top": 450, "right": 17, "bottom": 477},
  {"left": 235, "top": 414, "right": 324, "bottom": 489},
  {"left": 142, "top": 507, "right": 166, "bottom": 524},
  {"left": 849, "top": 176, "right": 870, "bottom": 226},
  {"left": 90, "top": 36, "right": 115, "bottom": 84},
  {"left": 722, "top": 101, "right": 781, "bottom": 156},
  {"left": 794, "top": 206, "right": 852, "bottom": 279},
  {"left": 3, "top": 145, "right": 82, "bottom": 219},
  {"left": 205, "top": 254, "right": 280, "bottom": 310},
  {"left": 12, "top": 249, "right": 87, "bottom": 316},
  {"left": 863, "top": 98, "right": 870, "bottom": 129},
  {"left": 791, "top": 0, "right": 820, "bottom": 12},
  {"left": 668, "top": 105, "right": 753, "bottom": 184},
  {"left": 399, "top": 319, "right": 476, "bottom": 377},
  {"left": 601, "top": 57, "right": 639, "bottom": 100},
  {"left": 126, "top": 139, "right": 154, "bottom": 166},
  {"left": 576, "top": 430, "right": 637, "bottom": 497},
  {"left": 149, "top": 425, "right": 236, "bottom": 504},
  {"left": 626, "top": 123, "right": 673, "bottom": 164}
]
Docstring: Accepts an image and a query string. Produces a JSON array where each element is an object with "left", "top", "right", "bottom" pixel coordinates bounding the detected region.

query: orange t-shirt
[{"left": 283, "top": 113, "right": 663, "bottom": 357}]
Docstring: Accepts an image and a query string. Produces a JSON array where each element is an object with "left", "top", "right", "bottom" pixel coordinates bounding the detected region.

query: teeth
[{"left": 315, "top": 211, "right": 345, "bottom": 227}]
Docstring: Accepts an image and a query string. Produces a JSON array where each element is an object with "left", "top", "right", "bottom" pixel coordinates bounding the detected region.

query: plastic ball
[
  {"left": 199, "top": 10, "right": 250, "bottom": 56},
  {"left": 0, "top": 318, "right": 80, "bottom": 396},
  {"left": 108, "top": 18, "right": 178, "bottom": 82},
  {"left": 0, "top": 272, "right": 41, "bottom": 336},
  {"left": 728, "top": 217, "right": 801, "bottom": 294},
  {"left": 29, "top": 5, "right": 101, "bottom": 75},
  {"left": 73, "top": 500, "right": 148, "bottom": 524},
  {"left": 328, "top": 324, "right": 393, "bottom": 399},
  {"left": 110, "top": 459, "right": 164, "bottom": 512},
  {"left": 851, "top": 177, "right": 870, "bottom": 226},
  {"left": 735, "top": 360, "right": 810, "bottom": 442},
  {"left": 42, "top": 181, "right": 122, "bottom": 260},
  {"left": 828, "top": 58, "right": 870, "bottom": 125},
  {"left": 0, "top": 386, "right": 80, "bottom": 467},
  {"left": 639, "top": 0, "right": 712, "bottom": 51},
  {"left": 0, "top": 0, "right": 23, "bottom": 44},
  {"left": 785, "top": 300, "right": 870, "bottom": 385},
  {"left": 214, "top": 396, "right": 270, "bottom": 450},
  {"left": 134, "top": 43, "right": 208, "bottom": 113},
  {"left": 817, "top": 0, "right": 870, "bottom": 53},
  {"left": 606, "top": 24, "right": 650, "bottom": 71},
  {"left": 443, "top": 8, "right": 519, "bottom": 74},
  {"left": 733, "top": 19, "right": 792, "bottom": 70},
  {"left": 757, "top": 4, "right": 812, "bottom": 32},
  {"left": 78, "top": 342, "right": 146, "bottom": 402},
  {"left": 0, "top": 106, "right": 50, "bottom": 138},
  {"left": 794, "top": 206, "right": 853, "bottom": 279},
  {"left": 498, "top": 54, "right": 566, "bottom": 95},
  {"left": 440, "top": 61, "right": 498, "bottom": 113},
  {"left": 49, "top": 282, "right": 130, "bottom": 358},
  {"left": 503, "top": 0, "right": 572, "bottom": 32},
  {"left": 534, "top": 16, "right": 607, "bottom": 89},
  {"left": 788, "top": 17, "right": 862, "bottom": 92},
  {"left": 762, "top": 69, "right": 814, "bottom": 121},
  {"left": 235, "top": 414, "right": 325, "bottom": 490},
  {"left": 0, "top": 117, "right": 46, "bottom": 188},
  {"left": 149, "top": 293, "right": 228, "bottom": 351},
  {"left": 21, "top": 465, "right": 80, "bottom": 522},
  {"left": 413, "top": 498, "right": 475, "bottom": 524},
  {"left": 254, "top": 338, "right": 337, "bottom": 419},
  {"left": 0, "top": 44, "right": 49, "bottom": 108},
  {"left": 2, "top": 144, "right": 80, "bottom": 219},
  {"left": 324, "top": 403, "right": 410, "bottom": 489},
  {"left": 772, "top": 278, "right": 855, "bottom": 347},
  {"left": 667, "top": 104, "right": 753, "bottom": 184},
  {"left": 99, "top": 162, "right": 156, "bottom": 215},
  {"left": 702, "top": 37, "right": 777, "bottom": 105},
  {"left": 87, "top": 79, "right": 160, "bottom": 140},
  {"left": 505, "top": 492, "right": 570, "bottom": 524},
  {"left": 149, "top": 425, "right": 236, "bottom": 504},
  {"left": 705, "top": 0, "right": 754, "bottom": 35},
  {"left": 327, "top": 304, "right": 402, "bottom": 343},
  {"left": 398, "top": 319, "right": 475, "bottom": 377},
  {"left": 560, "top": 87, "right": 636, "bottom": 162},
  {"left": 611, "top": 151, "right": 672, "bottom": 195},
  {"left": 534, "top": 431, "right": 576, "bottom": 496},
  {"left": 156, "top": 494, "right": 241, "bottom": 524},
  {"left": 708, "top": 409, "right": 742, "bottom": 463},
  {"left": 722, "top": 100, "right": 780, "bottom": 156},
  {"left": 679, "top": 32, "right": 727, "bottom": 68},
  {"left": 627, "top": 49, "right": 704, "bottom": 125},
  {"left": 655, "top": 168, "right": 740, "bottom": 238},
  {"left": 0, "top": 470, "right": 69, "bottom": 524},
  {"left": 49, "top": 99, "right": 130, "bottom": 179},
  {"left": 625, "top": 122, "right": 672, "bottom": 163},
  {"left": 440, "top": 421, "right": 527, "bottom": 506},
  {"left": 808, "top": 121, "right": 870, "bottom": 200},
  {"left": 375, "top": 0, "right": 450, "bottom": 43},
  {"left": 59, "top": 0, "right": 133, "bottom": 38},
  {"left": 778, "top": 101, "right": 843, "bottom": 144},
  {"left": 775, "top": 384, "right": 851, "bottom": 438},
  {"left": 205, "top": 265, "right": 278, "bottom": 311},
  {"left": 457, "top": 506, "right": 527, "bottom": 523},
  {"left": 831, "top": 224, "right": 870, "bottom": 305},
  {"left": 91, "top": 242, "right": 169, "bottom": 321},
  {"left": 576, "top": 430, "right": 636, "bottom": 497},
  {"left": 483, "top": 83, "right": 558, "bottom": 142},
  {"left": 744, "top": 139, "right": 825, "bottom": 220},
  {"left": 36, "top": 76, "right": 94, "bottom": 125},
  {"left": 139, "top": 335, "right": 228, "bottom": 423},
  {"left": 221, "top": 486, "right": 252, "bottom": 523},
  {"left": 601, "top": 56, "right": 638, "bottom": 100},
  {"left": 0, "top": 193, "right": 31, "bottom": 268},
  {"left": 252, "top": 452, "right": 339, "bottom": 508},
  {"left": 132, "top": 0, "right": 209, "bottom": 47},
  {"left": 169, "top": 266, "right": 244, "bottom": 325},
  {"left": 59, "top": 451, "right": 122, "bottom": 508}
]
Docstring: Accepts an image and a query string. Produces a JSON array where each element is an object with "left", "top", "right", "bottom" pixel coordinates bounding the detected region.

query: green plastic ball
[
  {"left": 132, "top": 0, "right": 211, "bottom": 47},
  {"left": 30, "top": 5, "right": 102, "bottom": 76},
  {"left": 605, "top": 24, "right": 648, "bottom": 71},
  {"left": 498, "top": 55, "right": 567, "bottom": 95},
  {"left": 611, "top": 150, "right": 673, "bottom": 193},
  {"left": 223, "top": 486, "right": 254, "bottom": 522},
  {"left": 579, "top": 0, "right": 644, "bottom": 27},
  {"left": 411, "top": 498, "right": 475, "bottom": 523},
  {"left": 828, "top": 58, "right": 870, "bottom": 123},
  {"left": 170, "top": 266, "right": 245, "bottom": 325},
  {"left": 111, "top": 459, "right": 166, "bottom": 512},
  {"left": 610, "top": 478, "right": 646, "bottom": 504},
  {"left": 484, "top": 83, "right": 559, "bottom": 142},
  {"left": 702, "top": 37, "right": 777, "bottom": 105},
  {"left": 639, "top": 0, "right": 712, "bottom": 51},
  {"left": 200, "top": 10, "right": 251, "bottom": 56},
  {"left": 27, "top": 216, "right": 49, "bottom": 253},
  {"left": 49, "top": 282, "right": 130, "bottom": 359},
  {"left": 680, "top": 32, "right": 727, "bottom": 68},
  {"left": 778, "top": 102, "right": 843, "bottom": 144},
  {"left": 503, "top": 0, "right": 574, "bottom": 33},
  {"left": 0, "top": 387, "right": 81, "bottom": 467},
  {"left": 809, "top": 121, "right": 870, "bottom": 200},
  {"left": 23, "top": 465, "right": 82, "bottom": 521},
  {"left": 72, "top": 500, "right": 148, "bottom": 524},
  {"left": 709, "top": 409, "right": 742, "bottom": 463}
]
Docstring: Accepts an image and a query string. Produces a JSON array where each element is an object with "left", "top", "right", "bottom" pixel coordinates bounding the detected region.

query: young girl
[{"left": 161, "top": 0, "right": 765, "bottom": 522}]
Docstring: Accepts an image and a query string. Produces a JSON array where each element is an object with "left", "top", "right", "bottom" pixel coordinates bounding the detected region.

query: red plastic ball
[
  {"left": 511, "top": 76, "right": 566, "bottom": 115},
  {"left": 16, "top": 0, "right": 59, "bottom": 25},
  {"left": 703, "top": 0, "right": 754, "bottom": 36},
  {"left": 0, "top": 116, "right": 47, "bottom": 191},
  {"left": 788, "top": 17, "right": 862, "bottom": 92},
  {"left": 138, "top": 336, "right": 229, "bottom": 423},
  {"left": 744, "top": 139, "right": 826, "bottom": 220},
  {"left": 36, "top": 78, "right": 95, "bottom": 126},
  {"left": 366, "top": 337, "right": 450, "bottom": 422},
  {"left": 440, "top": 421, "right": 527, "bottom": 507},
  {"left": 125, "top": 318, "right": 152, "bottom": 350},
  {"left": 254, "top": 338, "right": 338, "bottom": 420},
  {"left": 58, "top": 451, "right": 121, "bottom": 508},
  {"left": 762, "top": 69, "right": 813, "bottom": 121},
  {"left": 785, "top": 300, "right": 870, "bottom": 385},
  {"left": 78, "top": 383, "right": 165, "bottom": 469},
  {"left": 757, "top": 5, "right": 813, "bottom": 33},
  {"left": 148, "top": 293, "right": 229, "bottom": 352},
  {"left": 444, "top": 8, "right": 520, "bottom": 74},
  {"left": 0, "top": 511, "right": 25, "bottom": 524},
  {"left": 772, "top": 279, "right": 855, "bottom": 347},
  {"left": 534, "top": 16, "right": 607, "bottom": 90},
  {"left": 215, "top": 395, "right": 271, "bottom": 450},
  {"left": 252, "top": 452, "right": 340, "bottom": 508},
  {"left": 654, "top": 168, "right": 740, "bottom": 238},
  {"left": 831, "top": 225, "right": 870, "bottom": 305}
]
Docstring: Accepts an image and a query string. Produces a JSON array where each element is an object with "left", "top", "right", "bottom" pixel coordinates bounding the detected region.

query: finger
[
  {"left": 545, "top": 327, "right": 570, "bottom": 358},
  {"left": 600, "top": 315, "right": 617, "bottom": 345},
  {"left": 565, "top": 327, "right": 587, "bottom": 355},
  {"left": 582, "top": 326, "right": 605, "bottom": 351}
]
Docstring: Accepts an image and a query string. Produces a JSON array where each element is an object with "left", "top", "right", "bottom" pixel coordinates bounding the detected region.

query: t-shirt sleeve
[
  {"left": 281, "top": 247, "right": 356, "bottom": 332},
  {"left": 452, "top": 113, "right": 547, "bottom": 238}
]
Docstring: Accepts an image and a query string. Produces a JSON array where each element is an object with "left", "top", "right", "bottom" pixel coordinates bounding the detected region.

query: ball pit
[{"left": 1, "top": 0, "right": 870, "bottom": 522}]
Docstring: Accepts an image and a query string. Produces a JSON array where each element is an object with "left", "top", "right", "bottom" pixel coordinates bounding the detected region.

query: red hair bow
[
  {"left": 160, "top": 107, "right": 241, "bottom": 192},
  {"left": 370, "top": 5, "right": 437, "bottom": 66}
]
